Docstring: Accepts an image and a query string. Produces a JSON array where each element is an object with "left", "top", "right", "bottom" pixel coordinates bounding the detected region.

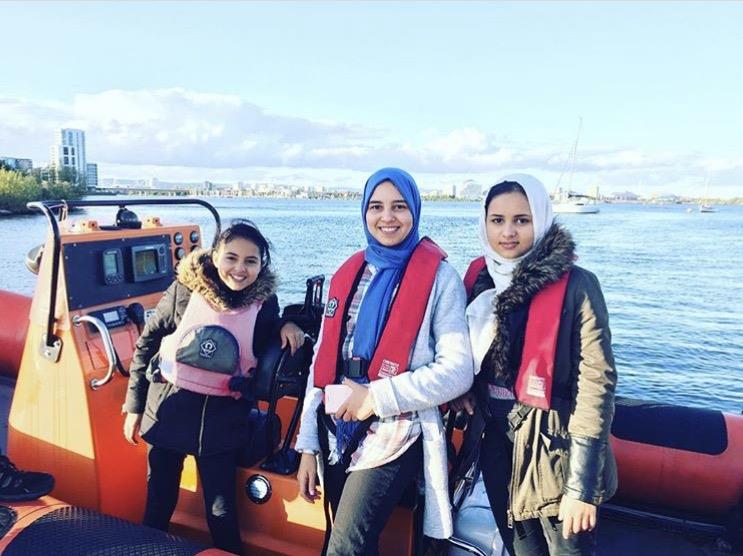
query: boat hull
[{"left": 553, "top": 203, "right": 600, "bottom": 214}]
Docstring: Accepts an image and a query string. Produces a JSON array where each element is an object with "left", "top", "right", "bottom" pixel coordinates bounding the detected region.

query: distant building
[
  {"left": 457, "top": 180, "right": 482, "bottom": 200},
  {"left": 146, "top": 177, "right": 159, "bottom": 189},
  {"left": 0, "top": 157, "right": 33, "bottom": 171},
  {"left": 650, "top": 193, "right": 682, "bottom": 204},
  {"left": 50, "top": 128, "right": 87, "bottom": 183},
  {"left": 607, "top": 191, "right": 640, "bottom": 202},
  {"left": 86, "top": 163, "right": 98, "bottom": 187}
]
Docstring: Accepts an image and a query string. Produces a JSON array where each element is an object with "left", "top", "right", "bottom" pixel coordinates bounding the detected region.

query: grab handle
[{"left": 73, "top": 314, "right": 117, "bottom": 390}]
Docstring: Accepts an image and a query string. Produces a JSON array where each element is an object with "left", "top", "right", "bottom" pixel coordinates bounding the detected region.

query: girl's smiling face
[
  {"left": 211, "top": 237, "right": 261, "bottom": 291},
  {"left": 485, "top": 191, "right": 535, "bottom": 259},
  {"left": 365, "top": 180, "right": 414, "bottom": 247}
]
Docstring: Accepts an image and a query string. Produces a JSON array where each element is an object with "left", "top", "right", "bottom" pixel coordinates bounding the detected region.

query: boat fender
[{"left": 0, "top": 290, "right": 31, "bottom": 378}]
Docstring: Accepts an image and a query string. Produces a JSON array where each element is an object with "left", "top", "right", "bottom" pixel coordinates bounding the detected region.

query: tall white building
[{"left": 50, "top": 129, "right": 87, "bottom": 182}]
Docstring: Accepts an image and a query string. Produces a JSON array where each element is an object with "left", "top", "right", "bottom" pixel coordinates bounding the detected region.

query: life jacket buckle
[{"left": 343, "top": 357, "right": 368, "bottom": 379}]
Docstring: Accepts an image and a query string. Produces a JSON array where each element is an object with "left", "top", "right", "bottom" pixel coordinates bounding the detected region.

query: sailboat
[
  {"left": 699, "top": 178, "right": 717, "bottom": 213},
  {"left": 553, "top": 118, "right": 600, "bottom": 214}
]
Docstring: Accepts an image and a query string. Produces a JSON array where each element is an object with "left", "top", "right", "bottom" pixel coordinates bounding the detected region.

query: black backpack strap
[{"left": 449, "top": 406, "right": 487, "bottom": 509}]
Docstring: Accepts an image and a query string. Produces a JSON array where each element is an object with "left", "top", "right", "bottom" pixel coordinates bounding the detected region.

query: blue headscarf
[{"left": 352, "top": 167, "right": 421, "bottom": 360}]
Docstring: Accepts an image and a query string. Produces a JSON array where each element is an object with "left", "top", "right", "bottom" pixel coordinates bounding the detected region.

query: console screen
[
  {"left": 102, "top": 310, "right": 119, "bottom": 324},
  {"left": 134, "top": 249, "right": 158, "bottom": 276},
  {"left": 103, "top": 251, "right": 119, "bottom": 276}
]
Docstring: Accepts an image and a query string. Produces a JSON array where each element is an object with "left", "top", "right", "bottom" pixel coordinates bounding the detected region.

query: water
[{"left": 1, "top": 198, "right": 741, "bottom": 413}]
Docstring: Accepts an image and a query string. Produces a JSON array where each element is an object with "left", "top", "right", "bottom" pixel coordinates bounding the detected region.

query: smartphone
[{"left": 324, "top": 384, "right": 353, "bottom": 414}]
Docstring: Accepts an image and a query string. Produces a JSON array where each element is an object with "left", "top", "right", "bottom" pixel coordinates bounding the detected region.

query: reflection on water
[{"left": 1, "top": 197, "right": 741, "bottom": 413}]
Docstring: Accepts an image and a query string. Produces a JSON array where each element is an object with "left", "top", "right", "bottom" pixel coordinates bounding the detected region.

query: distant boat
[
  {"left": 553, "top": 118, "right": 600, "bottom": 214},
  {"left": 553, "top": 193, "right": 600, "bottom": 214},
  {"left": 698, "top": 178, "right": 717, "bottom": 213}
]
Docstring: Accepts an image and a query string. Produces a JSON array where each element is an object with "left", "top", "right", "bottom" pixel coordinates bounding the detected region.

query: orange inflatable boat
[{"left": 0, "top": 198, "right": 740, "bottom": 555}]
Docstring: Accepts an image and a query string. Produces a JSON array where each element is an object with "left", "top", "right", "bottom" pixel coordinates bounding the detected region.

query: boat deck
[{"left": 0, "top": 376, "right": 739, "bottom": 556}]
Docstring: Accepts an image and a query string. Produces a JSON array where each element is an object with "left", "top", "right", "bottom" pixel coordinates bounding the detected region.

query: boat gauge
[
  {"left": 190, "top": 231, "right": 200, "bottom": 244},
  {"left": 173, "top": 232, "right": 184, "bottom": 245}
]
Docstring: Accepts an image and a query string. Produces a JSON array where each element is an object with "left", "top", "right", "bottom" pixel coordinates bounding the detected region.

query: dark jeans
[
  {"left": 480, "top": 407, "right": 596, "bottom": 556},
  {"left": 322, "top": 438, "right": 423, "bottom": 556},
  {"left": 143, "top": 444, "right": 242, "bottom": 555}
]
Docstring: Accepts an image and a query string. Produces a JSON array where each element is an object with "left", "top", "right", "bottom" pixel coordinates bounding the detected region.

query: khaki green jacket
[{"left": 474, "top": 224, "right": 618, "bottom": 521}]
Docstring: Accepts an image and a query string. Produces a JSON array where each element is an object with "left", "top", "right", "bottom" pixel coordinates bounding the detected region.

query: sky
[{"left": 1, "top": 1, "right": 742, "bottom": 197}]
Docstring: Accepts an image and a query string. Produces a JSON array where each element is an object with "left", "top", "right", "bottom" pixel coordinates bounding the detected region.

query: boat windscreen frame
[{"left": 26, "top": 198, "right": 222, "bottom": 353}]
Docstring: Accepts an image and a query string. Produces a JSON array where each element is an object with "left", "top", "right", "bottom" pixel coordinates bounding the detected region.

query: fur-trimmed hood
[
  {"left": 483, "top": 222, "right": 575, "bottom": 385},
  {"left": 176, "top": 248, "right": 277, "bottom": 311}
]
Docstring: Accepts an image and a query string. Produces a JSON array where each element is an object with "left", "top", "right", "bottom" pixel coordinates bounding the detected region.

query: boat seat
[
  {"left": 0, "top": 506, "right": 16, "bottom": 540},
  {"left": 2, "top": 505, "right": 215, "bottom": 555},
  {"left": 248, "top": 276, "right": 324, "bottom": 476}
]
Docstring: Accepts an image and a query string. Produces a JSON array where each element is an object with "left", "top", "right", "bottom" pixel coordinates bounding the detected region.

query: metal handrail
[
  {"left": 26, "top": 198, "right": 221, "bottom": 352},
  {"left": 27, "top": 202, "right": 63, "bottom": 352},
  {"left": 73, "top": 315, "right": 117, "bottom": 390}
]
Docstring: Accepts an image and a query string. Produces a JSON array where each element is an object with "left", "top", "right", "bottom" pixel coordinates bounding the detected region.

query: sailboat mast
[
  {"left": 556, "top": 117, "right": 583, "bottom": 194},
  {"left": 568, "top": 117, "right": 583, "bottom": 190}
]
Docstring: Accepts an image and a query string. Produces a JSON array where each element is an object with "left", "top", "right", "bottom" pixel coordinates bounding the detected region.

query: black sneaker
[{"left": 0, "top": 456, "right": 55, "bottom": 502}]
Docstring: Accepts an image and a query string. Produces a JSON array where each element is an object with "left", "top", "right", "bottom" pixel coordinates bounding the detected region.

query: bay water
[{"left": 1, "top": 197, "right": 741, "bottom": 413}]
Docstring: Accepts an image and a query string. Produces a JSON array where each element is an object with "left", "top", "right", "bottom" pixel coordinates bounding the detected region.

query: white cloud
[{"left": 1, "top": 88, "right": 741, "bottom": 196}]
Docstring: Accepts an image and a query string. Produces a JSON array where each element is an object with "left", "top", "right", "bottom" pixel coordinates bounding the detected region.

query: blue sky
[{"left": 1, "top": 1, "right": 742, "bottom": 197}]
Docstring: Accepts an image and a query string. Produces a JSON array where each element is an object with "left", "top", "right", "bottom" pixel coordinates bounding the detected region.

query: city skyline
[{"left": 1, "top": 1, "right": 742, "bottom": 198}]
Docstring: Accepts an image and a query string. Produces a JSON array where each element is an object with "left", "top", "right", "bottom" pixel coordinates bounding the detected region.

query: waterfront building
[
  {"left": 457, "top": 179, "right": 483, "bottom": 200},
  {"left": 0, "top": 157, "right": 33, "bottom": 172},
  {"left": 50, "top": 128, "right": 87, "bottom": 183},
  {"left": 86, "top": 163, "right": 98, "bottom": 188},
  {"left": 607, "top": 191, "right": 640, "bottom": 202}
]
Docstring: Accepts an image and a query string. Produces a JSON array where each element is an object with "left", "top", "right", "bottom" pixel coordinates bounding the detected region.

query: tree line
[{"left": 0, "top": 163, "right": 87, "bottom": 213}]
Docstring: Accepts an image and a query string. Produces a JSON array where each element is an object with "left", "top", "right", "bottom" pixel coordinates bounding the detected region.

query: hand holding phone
[{"left": 324, "top": 384, "right": 352, "bottom": 414}]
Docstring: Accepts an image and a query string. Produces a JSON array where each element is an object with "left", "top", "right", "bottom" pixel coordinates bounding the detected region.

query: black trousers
[
  {"left": 322, "top": 438, "right": 423, "bottom": 556},
  {"left": 480, "top": 414, "right": 596, "bottom": 556},
  {"left": 143, "top": 444, "right": 242, "bottom": 555}
]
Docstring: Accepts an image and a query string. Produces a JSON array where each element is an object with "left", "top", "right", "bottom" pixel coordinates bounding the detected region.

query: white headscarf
[
  {"left": 477, "top": 173, "right": 554, "bottom": 293},
  {"left": 468, "top": 174, "right": 554, "bottom": 375}
]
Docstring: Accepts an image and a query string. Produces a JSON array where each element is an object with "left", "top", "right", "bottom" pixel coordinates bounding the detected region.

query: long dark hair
[
  {"left": 484, "top": 181, "right": 527, "bottom": 215},
  {"left": 215, "top": 218, "right": 272, "bottom": 268}
]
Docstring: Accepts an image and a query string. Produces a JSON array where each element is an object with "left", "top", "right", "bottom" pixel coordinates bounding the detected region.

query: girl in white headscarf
[{"left": 454, "top": 175, "right": 617, "bottom": 556}]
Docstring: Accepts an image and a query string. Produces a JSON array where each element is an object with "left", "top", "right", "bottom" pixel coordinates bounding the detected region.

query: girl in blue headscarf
[{"left": 295, "top": 168, "right": 473, "bottom": 555}]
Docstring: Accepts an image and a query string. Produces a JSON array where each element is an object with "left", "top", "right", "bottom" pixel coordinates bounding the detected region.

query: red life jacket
[
  {"left": 313, "top": 237, "right": 447, "bottom": 388},
  {"left": 464, "top": 257, "right": 570, "bottom": 410}
]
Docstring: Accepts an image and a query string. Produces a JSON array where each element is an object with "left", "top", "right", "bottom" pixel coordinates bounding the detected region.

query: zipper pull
[{"left": 507, "top": 509, "right": 514, "bottom": 529}]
